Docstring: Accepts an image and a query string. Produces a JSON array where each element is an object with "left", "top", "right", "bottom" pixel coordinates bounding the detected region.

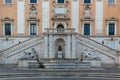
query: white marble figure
[
  {"left": 29, "top": 9, "right": 37, "bottom": 18},
  {"left": 82, "top": 49, "right": 98, "bottom": 60},
  {"left": 57, "top": 46, "right": 63, "bottom": 59},
  {"left": 22, "top": 48, "right": 38, "bottom": 60},
  {"left": 53, "top": 1, "right": 56, "bottom": 7},
  {"left": 83, "top": 49, "right": 91, "bottom": 59},
  {"left": 84, "top": 8, "right": 91, "bottom": 16},
  {"left": 30, "top": 48, "right": 37, "bottom": 59}
]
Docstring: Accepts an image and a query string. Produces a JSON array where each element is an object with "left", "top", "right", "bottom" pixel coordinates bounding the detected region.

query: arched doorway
[
  {"left": 57, "top": 24, "right": 64, "bottom": 32},
  {"left": 55, "top": 38, "right": 65, "bottom": 59}
]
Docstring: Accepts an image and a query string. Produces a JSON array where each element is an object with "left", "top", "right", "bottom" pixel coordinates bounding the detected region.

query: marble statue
[
  {"left": 82, "top": 49, "right": 99, "bottom": 60},
  {"left": 53, "top": 1, "right": 56, "bottom": 7},
  {"left": 29, "top": 9, "right": 37, "bottom": 18},
  {"left": 22, "top": 48, "right": 39, "bottom": 60},
  {"left": 84, "top": 8, "right": 91, "bottom": 16}
]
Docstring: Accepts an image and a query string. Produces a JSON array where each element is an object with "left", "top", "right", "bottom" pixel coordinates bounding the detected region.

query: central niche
[{"left": 55, "top": 38, "right": 65, "bottom": 59}]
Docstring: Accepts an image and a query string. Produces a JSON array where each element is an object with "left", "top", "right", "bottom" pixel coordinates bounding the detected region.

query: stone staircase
[
  {"left": 0, "top": 35, "right": 43, "bottom": 64},
  {"left": 0, "top": 32, "right": 118, "bottom": 68},
  {"left": 76, "top": 34, "right": 117, "bottom": 61}
]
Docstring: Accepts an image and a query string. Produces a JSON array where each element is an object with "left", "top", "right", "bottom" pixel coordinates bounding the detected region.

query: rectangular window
[
  {"left": 108, "top": 0, "right": 115, "bottom": 4},
  {"left": 30, "top": 23, "right": 37, "bottom": 35},
  {"left": 84, "top": 23, "right": 90, "bottom": 35},
  {"left": 4, "top": 0, "right": 12, "bottom": 4},
  {"left": 29, "top": 0, "right": 37, "bottom": 4},
  {"left": 5, "top": 23, "right": 11, "bottom": 35},
  {"left": 108, "top": 23, "right": 115, "bottom": 35},
  {"left": 58, "top": 0, "right": 64, "bottom": 3},
  {"left": 84, "top": 0, "right": 91, "bottom": 4}
]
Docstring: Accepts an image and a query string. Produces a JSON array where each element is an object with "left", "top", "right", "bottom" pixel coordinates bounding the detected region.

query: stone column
[
  {"left": 66, "top": 35, "right": 71, "bottom": 58},
  {"left": 43, "top": 35, "right": 48, "bottom": 58},
  {"left": 49, "top": 35, "right": 53, "bottom": 58},
  {"left": 71, "top": 34, "right": 76, "bottom": 58}
]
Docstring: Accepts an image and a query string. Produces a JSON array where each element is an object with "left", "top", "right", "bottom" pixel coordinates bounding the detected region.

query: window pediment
[
  {"left": 1, "top": 17, "right": 14, "bottom": 22},
  {"left": 106, "top": 17, "right": 118, "bottom": 22},
  {"left": 27, "top": 18, "right": 39, "bottom": 23},
  {"left": 81, "top": 16, "right": 93, "bottom": 21}
]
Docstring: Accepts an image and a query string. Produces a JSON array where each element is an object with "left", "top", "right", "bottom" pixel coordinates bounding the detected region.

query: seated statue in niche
[
  {"left": 29, "top": 9, "right": 37, "bottom": 18},
  {"left": 53, "top": 1, "right": 56, "bottom": 7},
  {"left": 84, "top": 8, "right": 91, "bottom": 17},
  {"left": 57, "top": 46, "right": 63, "bottom": 59}
]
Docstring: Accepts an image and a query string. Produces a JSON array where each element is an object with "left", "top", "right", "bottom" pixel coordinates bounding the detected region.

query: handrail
[
  {"left": 6, "top": 40, "right": 43, "bottom": 59},
  {"left": 76, "top": 33, "right": 117, "bottom": 59},
  {"left": 0, "top": 34, "right": 43, "bottom": 56},
  {"left": 77, "top": 41, "right": 115, "bottom": 59},
  {"left": 77, "top": 33, "right": 117, "bottom": 51},
  {"left": 0, "top": 33, "right": 43, "bottom": 53},
  {"left": 44, "top": 28, "right": 75, "bottom": 34}
]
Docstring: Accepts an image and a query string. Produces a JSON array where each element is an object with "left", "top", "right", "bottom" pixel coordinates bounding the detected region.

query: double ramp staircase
[{"left": 0, "top": 32, "right": 118, "bottom": 68}]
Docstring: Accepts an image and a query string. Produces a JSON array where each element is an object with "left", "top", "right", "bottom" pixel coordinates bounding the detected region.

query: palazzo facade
[{"left": 0, "top": 0, "right": 120, "bottom": 68}]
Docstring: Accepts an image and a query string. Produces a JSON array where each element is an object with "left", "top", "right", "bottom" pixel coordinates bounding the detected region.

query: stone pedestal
[
  {"left": 18, "top": 60, "right": 39, "bottom": 68},
  {"left": 43, "top": 35, "right": 49, "bottom": 58}
]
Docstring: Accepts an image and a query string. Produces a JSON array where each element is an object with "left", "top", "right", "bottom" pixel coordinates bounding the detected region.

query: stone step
[
  {"left": 42, "top": 62, "right": 90, "bottom": 69},
  {"left": 0, "top": 64, "right": 17, "bottom": 68},
  {"left": 2, "top": 71, "right": 120, "bottom": 79}
]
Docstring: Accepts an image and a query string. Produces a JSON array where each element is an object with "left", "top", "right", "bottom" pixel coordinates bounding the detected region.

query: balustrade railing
[
  {"left": 45, "top": 28, "right": 75, "bottom": 34},
  {"left": 0, "top": 34, "right": 43, "bottom": 58}
]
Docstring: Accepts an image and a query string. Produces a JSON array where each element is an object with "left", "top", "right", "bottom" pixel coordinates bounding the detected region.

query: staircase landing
[{"left": 41, "top": 59, "right": 90, "bottom": 69}]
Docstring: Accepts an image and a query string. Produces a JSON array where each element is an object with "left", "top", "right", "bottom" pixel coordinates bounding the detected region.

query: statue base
[{"left": 18, "top": 59, "right": 39, "bottom": 68}]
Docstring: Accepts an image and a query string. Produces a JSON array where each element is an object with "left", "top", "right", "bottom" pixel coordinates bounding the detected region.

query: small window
[
  {"left": 108, "top": 23, "right": 115, "bottom": 35},
  {"left": 30, "top": 23, "right": 37, "bottom": 35},
  {"left": 29, "top": 0, "right": 37, "bottom": 4},
  {"left": 84, "top": 0, "right": 91, "bottom": 4},
  {"left": 107, "top": 0, "right": 116, "bottom": 4},
  {"left": 4, "top": 0, "right": 13, "bottom": 4},
  {"left": 57, "top": 24, "right": 64, "bottom": 33},
  {"left": 84, "top": 23, "right": 90, "bottom": 35},
  {"left": 58, "top": 0, "right": 64, "bottom": 4},
  {"left": 5, "top": 23, "right": 11, "bottom": 35}
]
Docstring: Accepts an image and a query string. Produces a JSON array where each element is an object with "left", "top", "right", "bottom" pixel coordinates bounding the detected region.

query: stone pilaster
[
  {"left": 66, "top": 35, "right": 71, "bottom": 58},
  {"left": 49, "top": 35, "right": 53, "bottom": 58},
  {"left": 43, "top": 35, "right": 48, "bottom": 58},
  {"left": 72, "top": 34, "right": 76, "bottom": 58}
]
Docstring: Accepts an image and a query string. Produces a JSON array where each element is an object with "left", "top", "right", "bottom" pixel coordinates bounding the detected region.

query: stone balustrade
[{"left": 44, "top": 28, "right": 75, "bottom": 34}]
